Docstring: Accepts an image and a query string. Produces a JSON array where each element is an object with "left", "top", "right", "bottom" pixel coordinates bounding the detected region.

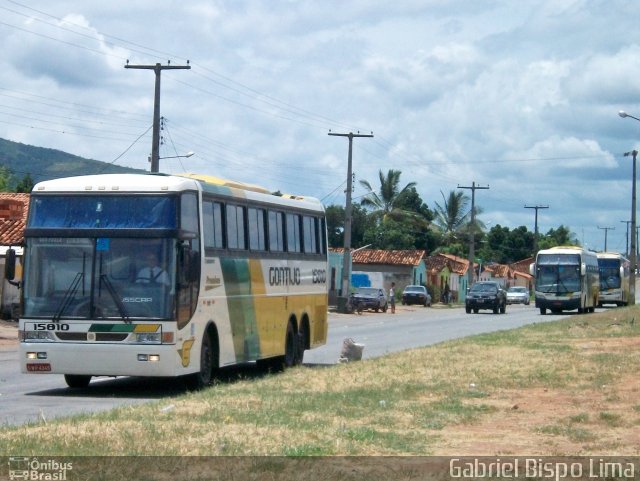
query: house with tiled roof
[
  {"left": 425, "top": 253, "right": 474, "bottom": 303},
  {"left": 480, "top": 260, "right": 533, "bottom": 290},
  {"left": 327, "top": 248, "right": 427, "bottom": 305},
  {"left": 0, "top": 193, "right": 29, "bottom": 319}
]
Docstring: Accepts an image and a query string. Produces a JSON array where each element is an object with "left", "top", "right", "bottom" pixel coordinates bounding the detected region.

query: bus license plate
[{"left": 26, "top": 363, "right": 51, "bottom": 372}]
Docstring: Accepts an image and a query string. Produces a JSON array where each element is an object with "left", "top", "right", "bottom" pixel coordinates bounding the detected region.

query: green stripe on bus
[
  {"left": 220, "top": 258, "right": 261, "bottom": 361},
  {"left": 89, "top": 324, "right": 135, "bottom": 333}
]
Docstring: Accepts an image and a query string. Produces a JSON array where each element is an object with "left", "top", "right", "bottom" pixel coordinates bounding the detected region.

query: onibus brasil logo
[{"left": 8, "top": 457, "right": 73, "bottom": 480}]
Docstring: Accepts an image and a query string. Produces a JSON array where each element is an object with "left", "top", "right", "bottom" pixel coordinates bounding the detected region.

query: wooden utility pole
[
  {"left": 458, "top": 182, "right": 489, "bottom": 288},
  {"left": 620, "top": 220, "right": 631, "bottom": 257},
  {"left": 525, "top": 205, "right": 549, "bottom": 255},
  {"left": 597, "top": 226, "right": 615, "bottom": 252},
  {"left": 328, "top": 131, "right": 373, "bottom": 303},
  {"left": 125, "top": 61, "right": 191, "bottom": 173},
  {"left": 624, "top": 149, "right": 637, "bottom": 305}
]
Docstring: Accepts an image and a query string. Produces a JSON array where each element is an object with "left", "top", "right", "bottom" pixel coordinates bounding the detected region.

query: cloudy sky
[{"left": 1, "top": 0, "right": 640, "bottom": 254}]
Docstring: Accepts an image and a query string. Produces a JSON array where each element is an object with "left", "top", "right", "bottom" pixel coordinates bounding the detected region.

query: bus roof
[
  {"left": 596, "top": 251, "right": 629, "bottom": 260},
  {"left": 537, "top": 246, "right": 597, "bottom": 257},
  {"left": 31, "top": 173, "right": 325, "bottom": 212},
  {"left": 32, "top": 173, "right": 200, "bottom": 193}
]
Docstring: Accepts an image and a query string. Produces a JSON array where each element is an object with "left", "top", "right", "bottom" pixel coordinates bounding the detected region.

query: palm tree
[
  {"left": 359, "top": 169, "right": 418, "bottom": 223},
  {"left": 433, "top": 190, "right": 470, "bottom": 243}
]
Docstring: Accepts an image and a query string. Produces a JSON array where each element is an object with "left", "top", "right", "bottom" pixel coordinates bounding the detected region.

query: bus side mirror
[
  {"left": 529, "top": 263, "right": 535, "bottom": 276},
  {"left": 620, "top": 266, "right": 625, "bottom": 278},
  {"left": 581, "top": 263, "right": 586, "bottom": 276},
  {"left": 4, "top": 248, "right": 16, "bottom": 281}
]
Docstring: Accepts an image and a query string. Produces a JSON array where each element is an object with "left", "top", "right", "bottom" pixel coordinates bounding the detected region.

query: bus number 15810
[{"left": 33, "top": 323, "right": 70, "bottom": 331}]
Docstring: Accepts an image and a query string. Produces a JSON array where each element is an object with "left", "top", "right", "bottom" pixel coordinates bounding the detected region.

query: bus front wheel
[
  {"left": 187, "top": 333, "right": 216, "bottom": 390},
  {"left": 65, "top": 374, "right": 91, "bottom": 389}
]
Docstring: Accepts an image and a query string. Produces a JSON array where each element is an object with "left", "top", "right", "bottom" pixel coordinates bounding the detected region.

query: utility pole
[
  {"left": 328, "top": 131, "right": 373, "bottom": 303},
  {"left": 597, "top": 226, "right": 615, "bottom": 252},
  {"left": 458, "top": 182, "right": 489, "bottom": 288},
  {"left": 525, "top": 205, "right": 549, "bottom": 256},
  {"left": 624, "top": 149, "right": 637, "bottom": 305},
  {"left": 621, "top": 220, "right": 631, "bottom": 257},
  {"left": 125, "top": 60, "right": 191, "bottom": 173}
]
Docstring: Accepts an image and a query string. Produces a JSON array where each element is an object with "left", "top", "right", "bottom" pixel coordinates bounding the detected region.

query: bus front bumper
[
  {"left": 535, "top": 296, "right": 581, "bottom": 311},
  {"left": 20, "top": 341, "right": 193, "bottom": 378}
]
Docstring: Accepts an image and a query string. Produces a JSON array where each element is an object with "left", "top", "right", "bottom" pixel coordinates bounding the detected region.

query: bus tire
[
  {"left": 65, "top": 374, "right": 91, "bottom": 389},
  {"left": 296, "top": 320, "right": 308, "bottom": 365},
  {"left": 187, "top": 331, "right": 216, "bottom": 390},
  {"left": 284, "top": 321, "right": 297, "bottom": 368}
]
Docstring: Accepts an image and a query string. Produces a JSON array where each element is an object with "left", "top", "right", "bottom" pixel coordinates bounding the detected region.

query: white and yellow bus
[
  {"left": 596, "top": 252, "right": 630, "bottom": 307},
  {"left": 530, "top": 246, "right": 599, "bottom": 315},
  {"left": 13, "top": 173, "right": 328, "bottom": 388}
]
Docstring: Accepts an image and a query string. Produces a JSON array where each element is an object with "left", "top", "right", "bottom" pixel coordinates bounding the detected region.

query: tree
[
  {"left": 359, "top": 169, "right": 418, "bottom": 223},
  {"left": 362, "top": 218, "right": 417, "bottom": 250},
  {"left": 433, "top": 190, "right": 470, "bottom": 244},
  {"left": 15, "top": 173, "right": 34, "bottom": 193},
  {"left": 325, "top": 204, "right": 369, "bottom": 249},
  {"left": 0, "top": 166, "right": 11, "bottom": 192},
  {"left": 538, "top": 225, "right": 578, "bottom": 250},
  {"left": 478, "top": 225, "right": 535, "bottom": 263},
  {"left": 359, "top": 170, "right": 434, "bottom": 250}
]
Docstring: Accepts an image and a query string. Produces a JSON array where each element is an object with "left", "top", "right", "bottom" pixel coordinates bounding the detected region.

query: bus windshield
[
  {"left": 23, "top": 237, "right": 176, "bottom": 320},
  {"left": 598, "top": 258, "right": 621, "bottom": 289},
  {"left": 536, "top": 254, "right": 581, "bottom": 294}
]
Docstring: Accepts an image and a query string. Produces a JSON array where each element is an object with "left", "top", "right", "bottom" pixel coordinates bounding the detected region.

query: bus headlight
[{"left": 135, "top": 332, "right": 161, "bottom": 344}]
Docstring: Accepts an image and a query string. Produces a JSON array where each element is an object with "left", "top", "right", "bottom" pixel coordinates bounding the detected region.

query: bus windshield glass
[
  {"left": 536, "top": 254, "right": 581, "bottom": 294},
  {"left": 28, "top": 195, "right": 177, "bottom": 228},
  {"left": 23, "top": 237, "right": 176, "bottom": 320},
  {"left": 598, "top": 258, "right": 621, "bottom": 289}
]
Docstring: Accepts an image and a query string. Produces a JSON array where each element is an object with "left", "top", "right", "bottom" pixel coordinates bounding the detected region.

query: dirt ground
[{"left": 433, "top": 336, "right": 640, "bottom": 455}]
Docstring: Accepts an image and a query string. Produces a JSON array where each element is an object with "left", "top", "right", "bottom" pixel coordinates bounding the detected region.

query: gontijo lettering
[{"left": 268, "top": 267, "right": 301, "bottom": 286}]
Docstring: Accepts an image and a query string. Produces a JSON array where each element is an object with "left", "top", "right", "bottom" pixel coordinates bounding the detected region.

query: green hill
[{"left": 0, "top": 137, "right": 145, "bottom": 189}]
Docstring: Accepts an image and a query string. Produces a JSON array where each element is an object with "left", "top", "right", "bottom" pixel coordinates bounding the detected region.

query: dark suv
[{"left": 465, "top": 281, "right": 507, "bottom": 314}]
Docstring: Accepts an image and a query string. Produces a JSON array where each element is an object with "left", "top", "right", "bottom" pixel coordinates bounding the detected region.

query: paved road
[{"left": 0, "top": 303, "right": 582, "bottom": 427}]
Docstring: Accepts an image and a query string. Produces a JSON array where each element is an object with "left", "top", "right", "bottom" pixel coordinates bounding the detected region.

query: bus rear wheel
[
  {"left": 284, "top": 322, "right": 298, "bottom": 368},
  {"left": 65, "top": 374, "right": 91, "bottom": 389}
]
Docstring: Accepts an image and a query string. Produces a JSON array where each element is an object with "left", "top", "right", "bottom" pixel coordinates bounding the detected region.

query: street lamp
[
  {"left": 619, "top": 110, "right": 638, "bottom": 305},
  {"left": 155, "top": 151, "right": 194, "bottom": 160}
]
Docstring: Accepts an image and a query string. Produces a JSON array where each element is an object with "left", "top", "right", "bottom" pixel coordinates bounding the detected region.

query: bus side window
[{"left": 268, "top": 211, "right": 285, "bottom": 252}]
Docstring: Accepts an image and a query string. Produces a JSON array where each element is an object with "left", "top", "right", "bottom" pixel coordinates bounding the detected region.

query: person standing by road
[{"left": 389, "top": 282, "right": 396, "bottom": 313}]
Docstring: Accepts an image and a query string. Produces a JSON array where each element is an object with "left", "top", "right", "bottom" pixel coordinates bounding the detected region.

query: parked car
[
  {"left": 506, "top": 286, "right": 530, "bottom": 305},
  {"left": 351, "top": 287, "right": 388, "bottom": 312},
  {"left": 465, "top": 281, "right": 507, "bottom": 314},
  {"left": 401, "top": 285, "right": 432, "bottom": 306}
]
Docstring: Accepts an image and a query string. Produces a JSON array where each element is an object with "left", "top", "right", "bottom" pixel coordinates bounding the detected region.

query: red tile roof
[
  {"left": 0, "top": 193, "right": 29, "bottom": 245},
  {"left": 330, "top": 248, "right": 426, "bottom": 266},
  {"left": 425, "top": 253, "right": 471, "bottom": 275}
]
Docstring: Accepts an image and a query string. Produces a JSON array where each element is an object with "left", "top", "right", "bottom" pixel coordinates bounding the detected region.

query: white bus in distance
[
  {"left": 530, "top": 246, "right": 599, "bottom": 315},
  {"left": 596, "top": 252, "right": 630, "bottom": 307}
]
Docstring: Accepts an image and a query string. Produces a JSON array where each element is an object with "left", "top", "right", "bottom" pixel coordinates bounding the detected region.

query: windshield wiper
[
  {"left": 53, "top": 272, "right": 84, "bottom": 322},
  {"left": 99, "top": 274, "right": 131, "bottom": 323}
]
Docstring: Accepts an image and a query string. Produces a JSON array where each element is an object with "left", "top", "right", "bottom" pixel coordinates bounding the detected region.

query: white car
[{"left": 506, "top": 286, "right": 530, "bottom": 305}]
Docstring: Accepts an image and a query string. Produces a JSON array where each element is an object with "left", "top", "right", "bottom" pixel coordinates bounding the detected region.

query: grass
[{"left": 1, "top": 306, "right": 640, "bottom": 456}]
